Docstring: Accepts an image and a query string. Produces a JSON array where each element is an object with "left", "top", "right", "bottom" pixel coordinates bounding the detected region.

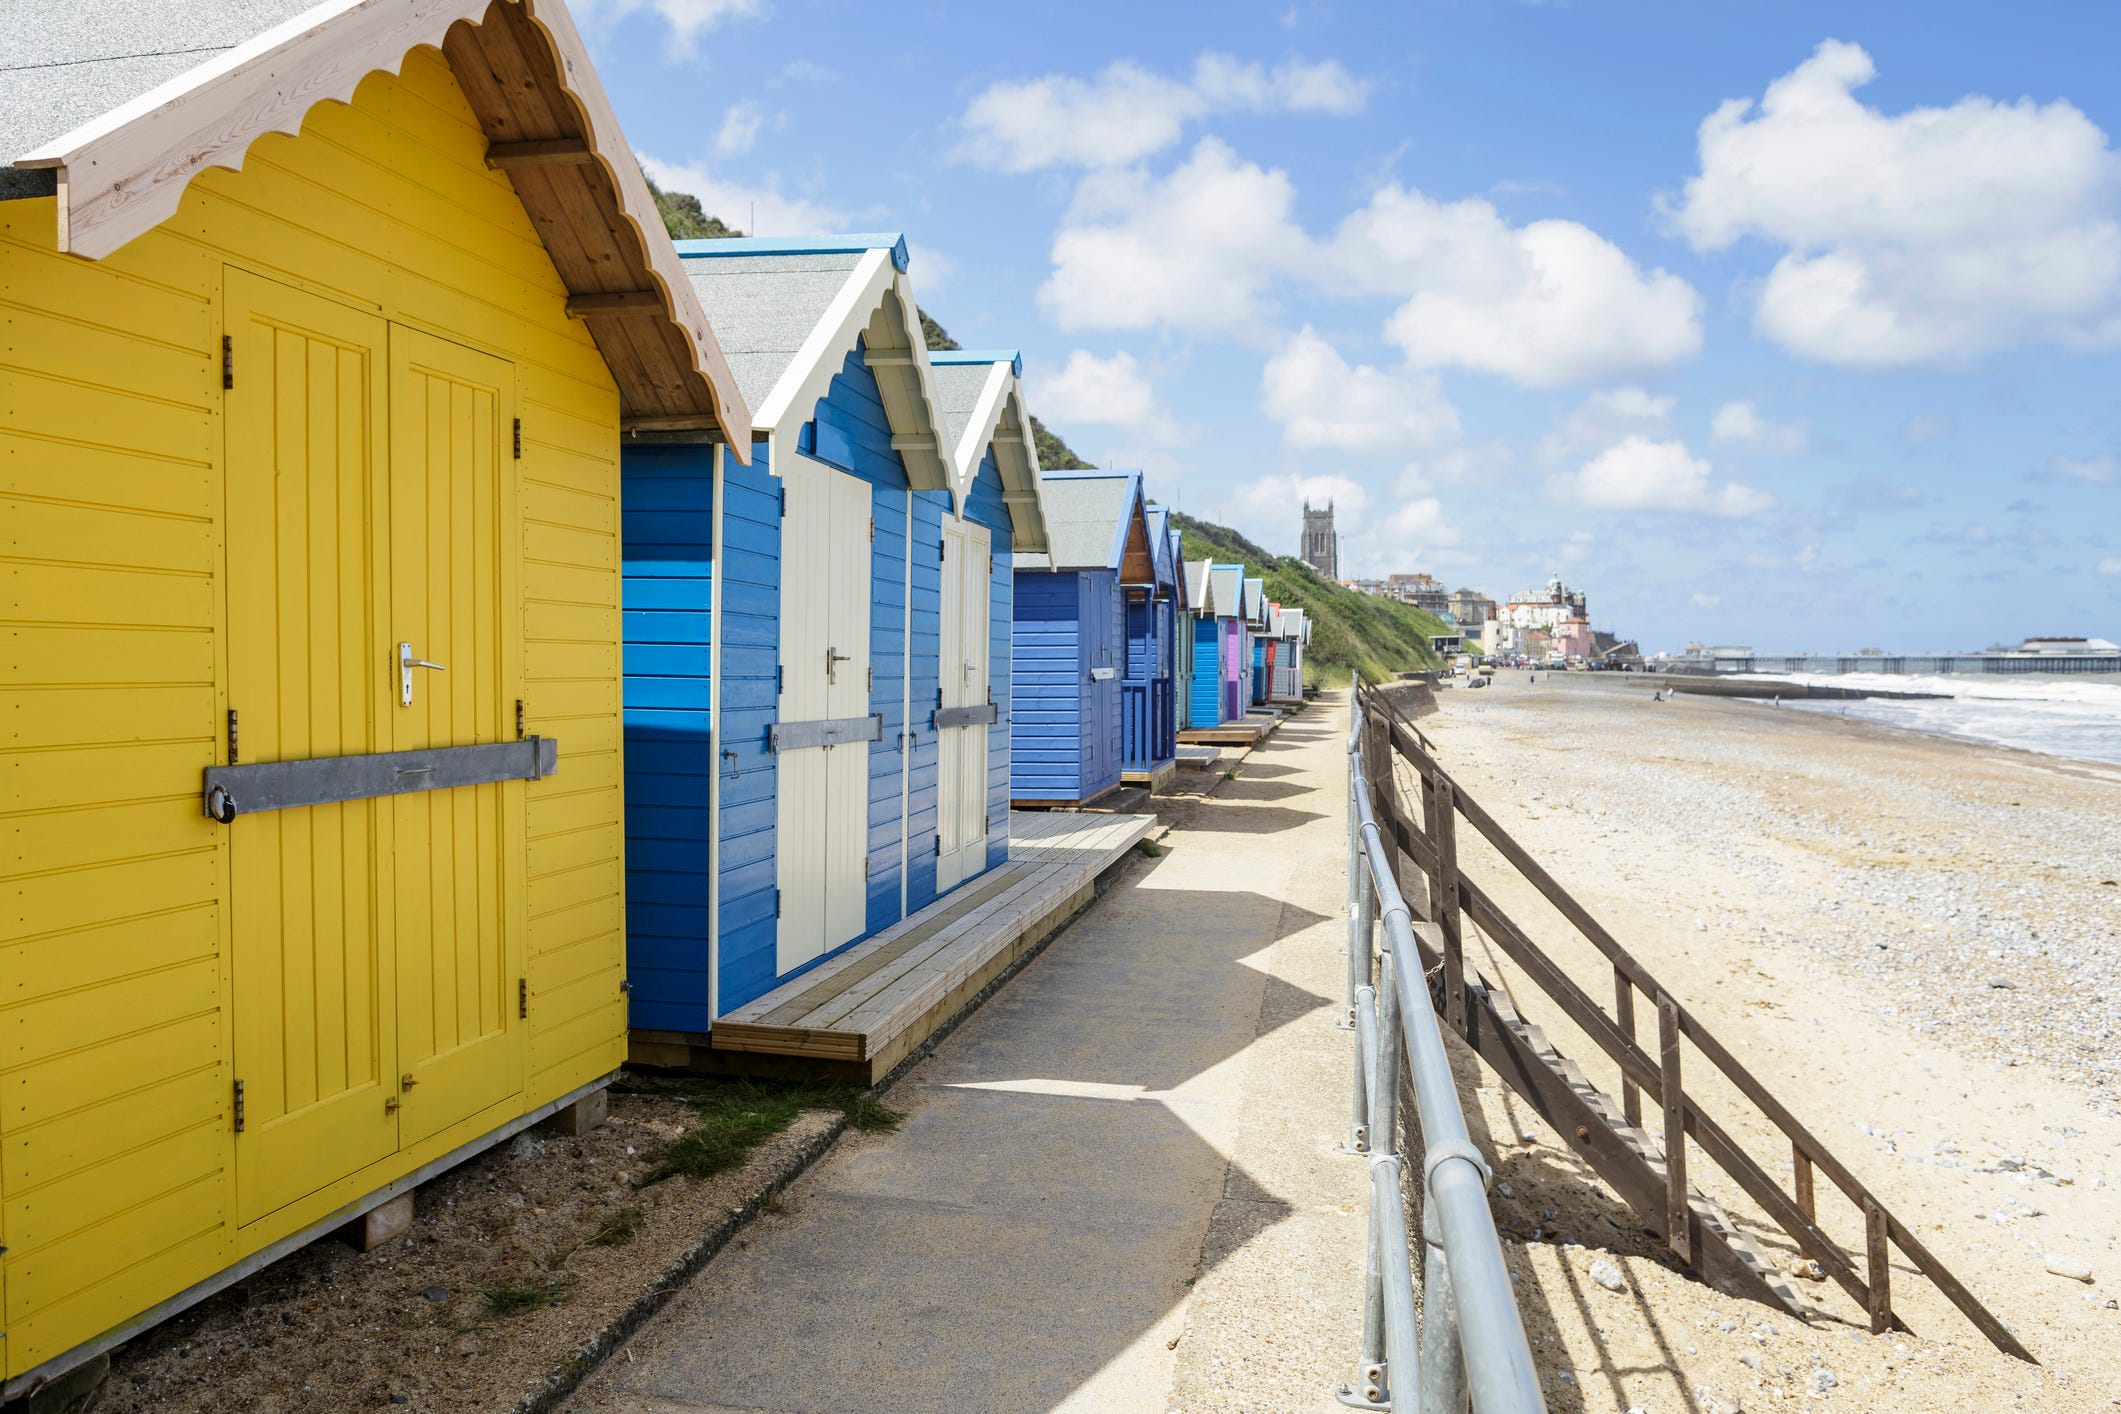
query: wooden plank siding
[
  {"left": 1189, "top": 621, "right": 1224, "bottom": 728},
  {"left": 960, "top": 449, "right": 1015, "bottom": 873},
  {"left": 620, "top": 337, "right": 1015, "bottom": 1028},
  {"left": 0, "top": 50, "right": 626, "bottom": 1382}
]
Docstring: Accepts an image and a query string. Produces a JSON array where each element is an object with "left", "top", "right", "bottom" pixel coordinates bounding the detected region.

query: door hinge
[
  {"left": 867, "top": 665, "right": 873, "bottom": 692},
  {"left": 778, "top": 490, "right": 787, "bottom": 520},
  {"left": 232, "top": 1078, "right": 246, "bottom": 1133},
  {"left": 513, "top": 417, "right": 523, "bottom": 460},
  {"left": 775, "top": 888, "right": 782, "bottom": 918},
  {"left": 864, "top": 856, "right": 872, "bottom": 880},
  {"left": 222, "top": 335, "right": 233, "bottom": 390},
  {"left": 776, "top": 664, "right": 784, "bottom": 694},
  {"left": 934, "top": 835, "right": 943, "bottom": 857},
  {"left": 227, "top": 708, "right": 239, "bottom": 766},
  {"left": 936, "top": 687, "right": 944, "bottom": 709},
  {"left": 939, "top": 539, "right": 946, "bottom": 563},
  {"left": 988, "top": 554, "right": 994, "bottom": 577},
  {"left": 515, "top": 698, "right": 526, "bottom": 740},
  {"left": 869, "top": 517, "right": 875, "bottom": 543},
  {"left": 518, "top": 977, "right": 528, "bottom": 1019}
]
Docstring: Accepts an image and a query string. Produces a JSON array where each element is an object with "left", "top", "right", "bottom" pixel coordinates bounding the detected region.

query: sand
[{"left": 1412, "top": 671, "right": 2121, "bottom": 1412}]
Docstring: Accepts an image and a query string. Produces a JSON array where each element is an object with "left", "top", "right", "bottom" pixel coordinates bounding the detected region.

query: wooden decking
[
  {"left": 709, "top": 810, "right": 1157, "bottom": 1080},
  {"left": 1175, "top": 744, "right": 1223, "bottom": 769},
  {"left": 1177, "top": 712, "right": 1279, "bottom": 747}
]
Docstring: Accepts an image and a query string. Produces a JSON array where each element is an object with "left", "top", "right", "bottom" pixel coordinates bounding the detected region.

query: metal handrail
[{"left": 1339, "top": 693, "right": 1546, "bottom": 1412}]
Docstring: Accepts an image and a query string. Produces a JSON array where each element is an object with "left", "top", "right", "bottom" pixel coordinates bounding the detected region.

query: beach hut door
[
  {"left": 224, "top": 276, "right": 524, "bottom": 1222},
  {"left": 936, "top": 515, "right": 991, "bottom": 892},
  {"left": 775, "top": 455, "right": 873, "bottom": 973}
]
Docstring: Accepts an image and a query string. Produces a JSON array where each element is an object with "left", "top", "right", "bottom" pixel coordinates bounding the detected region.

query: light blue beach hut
[
  {"left": 1011, "top": 471, "right": 1154, "bottom": 805},
  {"left": 620, "top": 235, "right": 1045, "bottom": 1041}
]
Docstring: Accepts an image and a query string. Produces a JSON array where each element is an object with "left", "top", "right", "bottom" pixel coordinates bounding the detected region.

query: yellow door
[
  {"left": 225, "top": 270, "right": 399, "bottom": 1224},
  {"left": 388, "top": 326, "right": 525, "bottom": 1146}
]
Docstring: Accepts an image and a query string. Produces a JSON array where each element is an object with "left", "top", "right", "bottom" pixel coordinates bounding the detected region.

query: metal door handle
[
  {"left": 826, "top": 648, "right": 853, "bottom": 683},
  {"left": 399, "top": 642, "right": 447, "bottom": 706}
]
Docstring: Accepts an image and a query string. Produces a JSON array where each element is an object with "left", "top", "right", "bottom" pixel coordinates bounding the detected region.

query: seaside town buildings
[
  {"left": 1485, "top": 575, "right": 1594, "bottom": 660},
  {"left": 1300, "top": 500, "right": 1339, "bottom": 580}
]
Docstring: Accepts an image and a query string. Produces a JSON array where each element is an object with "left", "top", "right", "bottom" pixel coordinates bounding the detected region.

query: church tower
[{"left": 1301, "top": 499, "right": 1339, "bottom": 581}]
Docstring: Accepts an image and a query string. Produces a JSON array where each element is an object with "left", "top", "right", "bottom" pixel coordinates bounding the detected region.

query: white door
[
  {"left": 935, "top": 514, "right": 991, "bottom": 893},
  {"left": 776, "top": 454, "right": 873, "bottom": 974}
]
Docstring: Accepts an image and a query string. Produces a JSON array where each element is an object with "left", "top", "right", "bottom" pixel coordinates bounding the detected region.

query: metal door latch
[
  {"left": 826, "top": 646, "right": 853, "bottom": 684},
  {"left": 399, "top": 642, "right": 446, "bottom": 706}
]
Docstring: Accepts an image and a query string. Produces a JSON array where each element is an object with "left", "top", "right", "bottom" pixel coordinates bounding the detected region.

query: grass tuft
[
  {"left": 636, "top": 1079, "right": 904, "bottom": 1185},
  {"left": 1136, "top": 837, "right": 1163, "bottom": 857},
  {"left": 583, "top": 1204, "right": 644, "bottom": 1248},
  {"left": 481, "top": 1278, "right": 571, "bottom": 1316}
]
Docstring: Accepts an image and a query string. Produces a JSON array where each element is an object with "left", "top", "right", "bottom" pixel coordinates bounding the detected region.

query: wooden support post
[
  {"left": 1433, "top": 776, "right": 1465, "bottom": 1036},
  {"left": 1793, "top": 1144, "right": 1815, "bottom": 1222},
  {"left": 1616, "top": 966, "right": 1641, "bottom": 1128},
  {"left": 1865, "top": 1198, "right": 1892, "bottom": 1334},
  {"left": 1658, "top": 995, "right": 1689, "bottom": 1263}
]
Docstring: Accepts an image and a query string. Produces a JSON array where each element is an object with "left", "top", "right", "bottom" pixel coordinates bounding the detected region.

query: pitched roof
[
  {"left": 1145, "top": 506, "right": 1181, "bottom": 600},
  {"left": 929, "top": 350, "right": 1048, "bottom": 555},
  {"left": 1015, "top": 471, "right": 1147, "bottom": 575},
  {"left": 678, "top": 235, "right": 949, "bottom": 491},
  {"left": 1244, "top": 577, "right": 1268, "bottom": 626},
  {"left": 1209, "top": 564, "right": 1245, "bottom": 618},
  {"left": 1184, "top": 558, "right": 1216, "bottom": 615},
  {"left": 1, "top": 0, "right": 751, "bottom": 444}
]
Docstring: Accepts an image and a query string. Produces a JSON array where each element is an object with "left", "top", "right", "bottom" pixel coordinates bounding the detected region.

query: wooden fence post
[
  {"left": 1865, "top": 1199, "right": 1891, "bottom": 1334},
  {"left": 1616, "top": 967, "right": 1641, "bottom": 1128},
  {"left": 1658, "top": 995, "right": 1689, "bottom": 1263},
  {"left": 1432, "top": 775, "right": 1464, "bottom": 1035},
  {"left": 1793, "top": 1145, "right": 1815, "bottom": 1222}
]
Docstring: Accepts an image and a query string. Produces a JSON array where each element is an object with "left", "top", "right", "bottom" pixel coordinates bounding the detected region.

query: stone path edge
[{"left": 512, "top": 837, "right": 1167, "bottom": 1414}]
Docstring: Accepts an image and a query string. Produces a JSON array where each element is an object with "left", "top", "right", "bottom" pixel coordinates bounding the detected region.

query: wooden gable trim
[
  {"left": 950, "top": 361, "right": 1048, "bottom": 555},
  {"left": 750, "top": 253, "right": 951, "bottom": 493},
  {"left": 1118, "top": 484, "right": 1154, "bottom": 587},
  {"left": 14, "top": 0, "right": 752, "bottom": 450}
]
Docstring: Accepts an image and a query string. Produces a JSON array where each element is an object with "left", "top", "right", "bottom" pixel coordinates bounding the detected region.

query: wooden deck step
[
  {"left": 709, "top": 811, "right": 1157, "bottom": 1081},
  {"left": 1121, "top": 758, "right": 1178, "bottom": 793},
  {"left": 1174, "top": 745, "right": 1223, "bottom": 769},
  {"left": 1450, "top": 960, "right": 1804, "bottom": 1317},
  {"left": 1177, "top": 720, "right": 1267, "bottom": 746}
]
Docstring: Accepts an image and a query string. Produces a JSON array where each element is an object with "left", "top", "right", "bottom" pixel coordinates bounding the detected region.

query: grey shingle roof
[
  {"left": 1, "top": 0, "right": 320, "bottom": 198},
  {"left": 929, "top": 361, "right": 993, "bottom": 463},
  {"left": 680, "top": 252, "right": 865, "bottom": 412},
  {"left": 1015, "top": 472, "right": 1136, "bottom": 572}
]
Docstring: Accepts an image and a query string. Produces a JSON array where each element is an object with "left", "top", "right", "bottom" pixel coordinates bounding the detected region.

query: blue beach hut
[
  {"left": 1182, "top": 557, "right": 1223, "bottom": 728},
  {"left": 620, "top": 234, "right": 1044, "bottom": 1045},
  {"left": 1011, "top": 471, "right": 1155, "bottom": 806},
  {"left": 1245, "top": 576, "right": 1270, "bottom": 707},
  {"left": 1121, "top": 503, "right": 1183, "bottom": 784}
]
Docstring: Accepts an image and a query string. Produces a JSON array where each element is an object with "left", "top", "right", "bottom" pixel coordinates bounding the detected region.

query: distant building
[
  {"left": 1384, "top": 572, "right": 1449, "bottom": 615},
  {"left": 2012, "top": 636, "right": 2119, "bottom": 656},
  {"left": 1300, "top": 500, "right": 1338, "bottom": 581},
  {"left": 1447, "top": 587, "right": 1496, "bottom": 628},
  {"left": 1488, "top": 574, "right": 1590, "bottom": 659}
]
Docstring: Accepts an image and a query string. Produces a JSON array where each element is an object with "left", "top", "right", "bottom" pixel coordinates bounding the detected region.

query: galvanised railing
[{"left": 1338, "top": 692, "right": 1545, "bottom": 1413}]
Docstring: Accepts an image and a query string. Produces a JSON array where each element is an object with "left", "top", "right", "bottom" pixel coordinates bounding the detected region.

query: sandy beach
[{"left": 1414, "top": 671, "right": 2121, "bottom": 1413}]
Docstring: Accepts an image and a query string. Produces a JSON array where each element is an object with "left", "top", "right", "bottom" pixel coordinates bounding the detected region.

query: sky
[{"left": 572, "top": 0, "right": 2121, "bottom": 654}]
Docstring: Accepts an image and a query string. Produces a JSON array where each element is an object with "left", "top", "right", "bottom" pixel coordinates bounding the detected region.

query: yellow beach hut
[{"left": 0, "top": 0, "right": 751, "bottom": 1394}]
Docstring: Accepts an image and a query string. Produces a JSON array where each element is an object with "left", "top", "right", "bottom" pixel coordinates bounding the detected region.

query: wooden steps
[
  {"left": 1177, "top": 715, "right": 1272, "bottom": 746},
  {"left": 1455, "top": 958, "right": 1803, "bottom": 1315},
  {"left": 705, "top": 811, "right": 1156, "bottom": 1081},
  {"left": 1174, "top": 744, "right": 1223, "bottom": 769}
]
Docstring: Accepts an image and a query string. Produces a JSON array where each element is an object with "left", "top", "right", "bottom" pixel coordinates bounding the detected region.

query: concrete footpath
[{"left": 574, "top": 696, "right": 1365, "bottom": 1414}]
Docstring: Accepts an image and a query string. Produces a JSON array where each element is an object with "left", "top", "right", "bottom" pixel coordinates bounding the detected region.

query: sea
[{"left": 1737, "top": 673, "right": 2121, "bottom": 767}]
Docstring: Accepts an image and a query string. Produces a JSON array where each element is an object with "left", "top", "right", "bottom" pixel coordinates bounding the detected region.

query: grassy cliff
[{"left": 1172, "top": 514, "right": 1447, "bottom": 685}]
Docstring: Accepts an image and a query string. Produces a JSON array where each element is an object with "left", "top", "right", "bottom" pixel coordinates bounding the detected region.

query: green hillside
[{"left": 1172, "top": 514, "right": 1448, "bottom": 685}]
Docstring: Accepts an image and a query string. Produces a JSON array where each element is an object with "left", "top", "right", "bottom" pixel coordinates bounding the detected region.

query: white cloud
[
  {"left": 1689, "top": 592, "right": 1721, "bottom": 609},
  {"left": 906, "top": 243, "right": 955, "bottom": 294},
  {"left": 1710, "top": 399, "right": 1809, "bottom": 454},
  {"left": 2051, "top": 453, "right": 2119, "bottom": 485},
  {"left": 1572, "top": 436, "right": 1773, "bottom": 516},
  {"left": 1666, "top": 40, "right": 2121, "bottom": 365},
  {"left": 570, "top": 0, "right": 764, "bottom": 56},
  {"left": 639, "top": 155, "right": 843, "bottom": 237},
  {"left": 956, "top": 54, "right": 1369, "bottom": 172},
  {"left": 1260, "top": 328, "right": 1459, "bottom": 451},
  {"left": 1036, "top": 351, "right": 1160, "bottom": 428},
  {"left": 714, "top": 101, "right": 769, "bottom": 156},
  {"left": 1901, "top": 413, "right": 1955, "bottom": 447},
  {"left": 2099, "top": 556, "right": 2121, "bottom": 575},
  {"left": 1333, "top": 186, "right": 1702, "bottom": 385},
  {"left": 1039, "top": 139, "right": 1306, "bottom": 333},
  {"left": 1538, "top": 386, "right": 1674, "bottom": 465}
]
